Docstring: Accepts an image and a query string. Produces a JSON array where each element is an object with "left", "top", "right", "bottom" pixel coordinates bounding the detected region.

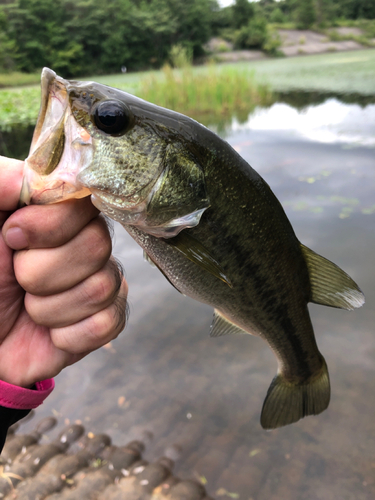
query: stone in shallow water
[{"left": 1, "top": 415, "right": 210, "bottom": 500}]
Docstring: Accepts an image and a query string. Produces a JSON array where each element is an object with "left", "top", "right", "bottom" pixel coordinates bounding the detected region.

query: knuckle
[
  {"left": 51, "top": 329, "right": 74, "bottom": 352},
  {"left": 114, "top": 291, "right": 128, "bottom": 330},
  {"left": 93, "top": 300, "right": 127, "bottom": 343},
  {"left": 85, "top": 219, "right": 112, "bottom": 265},
  {"left": 24, "top": 294, "right": 44, "bottom": 324},
  {"left": 14, "top": 253, "right": 43, "bottom": 295},
  {"left": 25, "top": 199, "right": 98, "bottom": 247},
  {"left": 80, "top": 258, "right": 127, "bottom": 307},
  {"left": 85, "top": 270, "right": 116, "bottom": 306}
]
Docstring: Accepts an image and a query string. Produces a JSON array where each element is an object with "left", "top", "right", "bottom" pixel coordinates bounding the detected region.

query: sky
[
  {"left": 217, "top": 0, "right": 235, "bottom": 6},
  {"left": 218, "top": 0, "right": 265, "bottom": 6}
]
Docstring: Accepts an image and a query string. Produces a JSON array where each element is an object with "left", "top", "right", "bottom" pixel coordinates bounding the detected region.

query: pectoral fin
[
  {"left": 143, "top": 250, "right": 157, "bottom": 268},
  {"left": 166, "top": 232, "right": 232, "bottom": 288},
  {"left": 210, "top": 309, "right": 248, "bottom": 337},
  {"left": 301, "top": 244, "right": 365, "bottom": 310},
  {"left": 143, "top": 250, "right": 184, "bottom": 294}
]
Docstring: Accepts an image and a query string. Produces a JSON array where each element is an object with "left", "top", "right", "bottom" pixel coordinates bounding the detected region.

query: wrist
[{"left": 0, "top": 378, "right": 54, "bottom": 410}]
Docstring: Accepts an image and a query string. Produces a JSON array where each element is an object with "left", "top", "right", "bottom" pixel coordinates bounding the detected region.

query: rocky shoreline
[{"left": 208, "top": 27, "right": 374, "bottom": 62}]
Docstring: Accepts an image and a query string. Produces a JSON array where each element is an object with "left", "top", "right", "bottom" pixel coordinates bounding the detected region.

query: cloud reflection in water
[{"left": 233, "top": 99, "right": 375, "bottom": 147}]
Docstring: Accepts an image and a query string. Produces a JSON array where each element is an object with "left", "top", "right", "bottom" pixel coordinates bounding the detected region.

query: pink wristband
[{"left": 0, "top": 378, "right": 54, "bottom": 410}]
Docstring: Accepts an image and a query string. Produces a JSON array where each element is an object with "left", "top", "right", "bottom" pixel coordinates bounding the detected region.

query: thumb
[{"left": 0, "top": 156, "right": 24, "bottom": 212}]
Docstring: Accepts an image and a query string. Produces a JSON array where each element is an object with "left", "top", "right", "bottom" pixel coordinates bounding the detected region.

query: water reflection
[
  {"left": 233, "top": 98, "right": 375, "bottom": 147},
  {"left": 0, "top": 124, "right": 33, "bottom": 159},
  {"left": 6, "top": 92, "right": 375, "bottom": 500}
]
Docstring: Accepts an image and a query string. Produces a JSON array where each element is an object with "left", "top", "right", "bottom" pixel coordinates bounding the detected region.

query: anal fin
[
  {"left": 301, "top": 244, "right": 365, "bottom": 310},
  {"left": 210, "top": 309, "right": 248, "bottom": 337}
]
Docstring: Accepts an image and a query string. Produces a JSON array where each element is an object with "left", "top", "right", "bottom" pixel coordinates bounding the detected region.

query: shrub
[
  {"left": 270, "top": 7, "right": 286, "bottom": 24},
  {"left": 263, "top": 29, "right": 283, "bottom": 56},
  {"left": 234, "top": 16, "right": 268, "bottom": 49},
  {"left": 169, "top": 44, "right": 193, "bottom": 68}
]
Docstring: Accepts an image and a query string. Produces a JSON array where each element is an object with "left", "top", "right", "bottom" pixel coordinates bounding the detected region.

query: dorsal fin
[
  {"left": 210, "top": 309, "right": 248, "bottom": 337},
  {"left": 300, "top": 244, "right": 365, "bottom": 310}
]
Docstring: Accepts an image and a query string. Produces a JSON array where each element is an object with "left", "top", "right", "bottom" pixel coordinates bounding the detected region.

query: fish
[{"left": 20, "top": 68, "right": 365, "bottom": 429}]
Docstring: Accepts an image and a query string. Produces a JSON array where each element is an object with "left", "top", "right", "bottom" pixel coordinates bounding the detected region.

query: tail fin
[{"left": 260, "top": 358, "right": 330, "bottom": 430}]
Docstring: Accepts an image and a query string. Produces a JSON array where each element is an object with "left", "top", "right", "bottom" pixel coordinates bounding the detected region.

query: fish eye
[{"left": 94, "top": 100, "right": 131, "bottom": 135}]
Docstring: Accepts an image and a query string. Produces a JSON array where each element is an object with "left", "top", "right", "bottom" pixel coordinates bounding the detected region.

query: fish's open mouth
[{"left": 20, "top": 68, "right": 93, "bottom": 206}]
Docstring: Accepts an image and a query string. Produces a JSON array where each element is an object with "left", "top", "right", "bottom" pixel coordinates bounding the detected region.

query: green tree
[
  {"left": 0, "top": 0, "right": 221, "bottom": 76},
  {"left": 211, "top": 4, "right": 232, "bottom": 34},
  {"left": 232, "top": 0, "right": 254, "bottom": 29},
  {"left": 295, "top": 0, "right": 316, "bottom": 28},
  {"left": 270, "top": 7, "right": 286, "bottom": 23},
  {"left": 348, "top": 0, "right": 375, "bottom": 19},
  {"left": 167, "top": 0, "right": 217, "bottom": 56},
  {"left": 0, "top": 7, "right": 15, "bottom": 71}
]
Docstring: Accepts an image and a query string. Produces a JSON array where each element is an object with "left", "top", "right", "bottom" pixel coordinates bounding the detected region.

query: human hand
[{"left": 0, "top": 156, "right": 128, "bottom": 388}]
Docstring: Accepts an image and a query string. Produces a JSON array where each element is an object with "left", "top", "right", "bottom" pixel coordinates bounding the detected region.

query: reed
[{"left": 138, "top": 63, "right": 273, "bottom": 125}]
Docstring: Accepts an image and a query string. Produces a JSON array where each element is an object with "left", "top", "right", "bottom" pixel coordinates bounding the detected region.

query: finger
[
  {"left": 3, "top": 196, "right": 99, "bottom": 250},
  {"left": 0, "top": 233, "right": 24, "bottom": 340},
  {"left": 0, "top": 157, "right": 24, "bottom": 212},
  {"left": 14, "top": 216, "right": 112, "bottom": 296},
  {"left": 25, "top": 258, "right": 126, "bottom": 328},
  {"left": 0, "top": 313, "right": 86, "bottom": 387},
  {"left": 50, "top": 282, "right": 128, "bottom": 354}
]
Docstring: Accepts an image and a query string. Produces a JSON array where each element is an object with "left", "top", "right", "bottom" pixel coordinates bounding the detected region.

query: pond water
[{"left": 8, "top": 95, "right": 375, "bottom": 499}]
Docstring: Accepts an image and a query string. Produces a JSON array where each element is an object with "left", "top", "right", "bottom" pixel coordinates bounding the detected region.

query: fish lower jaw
[
  {"left": 88, "top": 188, "right": 144, "bottom": 211},
  {"left": 20, "top": 165, "right": 91, "bottom": 205},
  {"left": 90, "top": 192, "right": 148, "bottom": 225}
]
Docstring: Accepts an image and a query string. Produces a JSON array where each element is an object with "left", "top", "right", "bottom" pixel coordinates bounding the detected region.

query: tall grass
[
  {"left": 138, "top": 63, "right": 273, "bottom": 125},
  {"left": 0, "top": 71, "right": 41, "bottom": 89},
  {"left": 0, "top": 87, "right": 40, "bottom": 131},
  {"left": 2, "top": 49, "right": 374, "bottom": 134}
]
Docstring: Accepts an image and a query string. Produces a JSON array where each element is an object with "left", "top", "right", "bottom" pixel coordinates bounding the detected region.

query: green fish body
[{"left": 21, "top": 68, "right": 365, "bottom": 429}]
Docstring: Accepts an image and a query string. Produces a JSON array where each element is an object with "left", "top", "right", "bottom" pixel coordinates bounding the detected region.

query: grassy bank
[
  {"left": 0, "top": 71, "right": 41, "bottom": 89},
  {"left": 0, "top": 87, "right": 41, "bottom": 132},
  {"left": 241, "top": 49, "right": 375, "bottom": 95},
  {"left": 1, "top": 49, "right": 375, "bottom": 132},
  {"left": 90, "top": 48, "right": 375, "bottom": 96},
  {"left": 0, "top": 64, "right": 273, "bottom": 131}
]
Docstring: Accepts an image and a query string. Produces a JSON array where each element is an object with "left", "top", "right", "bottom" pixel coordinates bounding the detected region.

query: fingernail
[{"left": 5, "top": 227, "right": 29, "bottom": 249}]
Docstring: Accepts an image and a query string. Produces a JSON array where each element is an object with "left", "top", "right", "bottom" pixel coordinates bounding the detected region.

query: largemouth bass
[{"left": 21, "top": 68, "right": 365, "bottom": 429}]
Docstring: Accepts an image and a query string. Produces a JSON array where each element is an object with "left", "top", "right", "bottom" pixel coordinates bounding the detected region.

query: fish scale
[{"left": 21, "top": 67, "right": 365, "bottom": 430}]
